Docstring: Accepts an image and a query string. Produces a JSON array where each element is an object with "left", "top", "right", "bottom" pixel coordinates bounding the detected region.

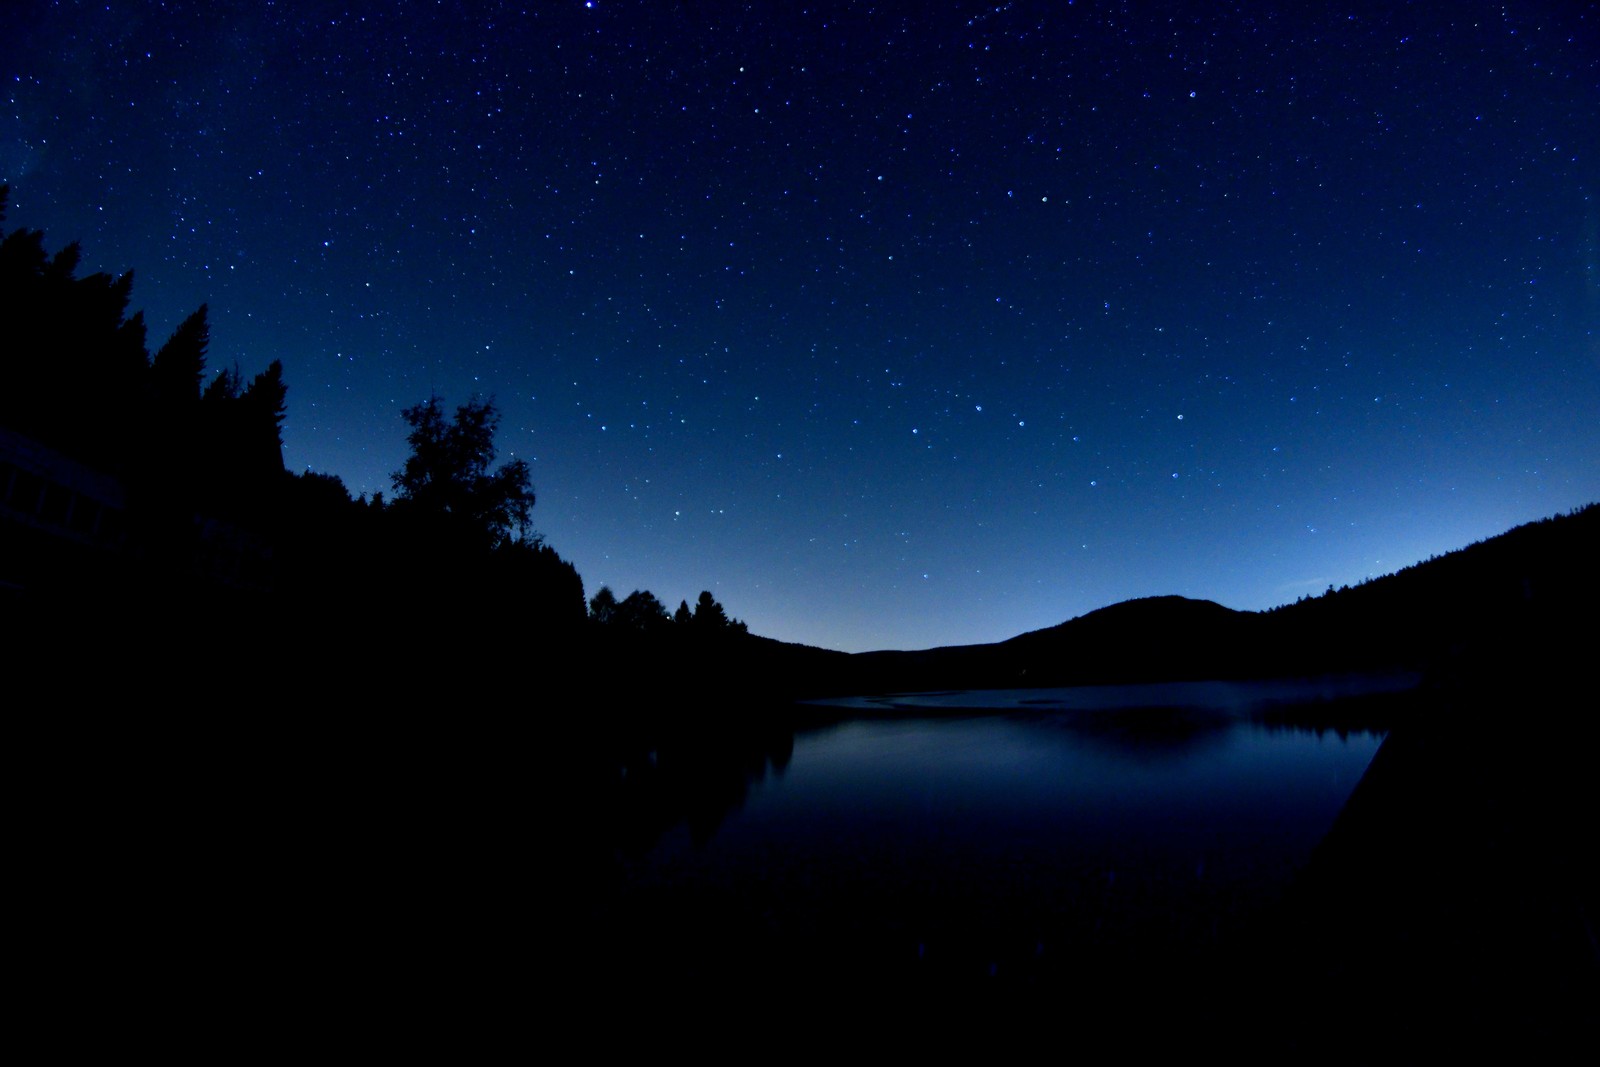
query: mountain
[
  {"left": 819, "top": 503, "right": 1598, "bottom": 696},
  {"left": 845, "top": 595, "right": 1263, "bottom": 694}
]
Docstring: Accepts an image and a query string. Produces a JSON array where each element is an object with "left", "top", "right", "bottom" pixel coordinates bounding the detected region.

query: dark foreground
[
  {"left": 15, "top": 637, "right": 1597, "bottom": 1052},
  {"left": 1252, "top": 662, "right": 1599, "bottom": 1051}
]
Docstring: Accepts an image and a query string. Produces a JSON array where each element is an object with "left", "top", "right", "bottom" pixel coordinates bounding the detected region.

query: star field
[{"left": 5, "top": 1, "right": 1597, "bottom": 650}]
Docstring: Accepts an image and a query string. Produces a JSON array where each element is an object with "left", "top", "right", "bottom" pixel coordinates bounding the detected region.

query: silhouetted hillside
[
  {"left": 833, "top": 504, "right": 1599, "bottom": 696},
  {"left": 1265, "top": 503, "right": 1600, "bottom": 672},
  {"left": 843, "top": 596, "right": 1266, "bottom": 694}
]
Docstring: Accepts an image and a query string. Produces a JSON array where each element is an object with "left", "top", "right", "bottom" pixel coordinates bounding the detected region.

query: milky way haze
[{"left": 5, "top": 2, "right": 1597, "bottom": 650}]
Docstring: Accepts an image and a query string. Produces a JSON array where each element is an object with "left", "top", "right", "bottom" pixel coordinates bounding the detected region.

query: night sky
[{"left": 5, "top": 2, "right": 1597, "bottom": 652}]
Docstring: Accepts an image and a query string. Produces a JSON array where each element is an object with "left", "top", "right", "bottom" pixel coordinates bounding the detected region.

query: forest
[{"left": 0, "top": 186, "right": 781, "bottom": 706}]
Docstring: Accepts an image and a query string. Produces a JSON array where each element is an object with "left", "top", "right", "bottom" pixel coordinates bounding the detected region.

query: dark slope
[
  {"left": 847, "top": 595, "right": 1269, "bottom": 693},
  {"left": 1004, "top": 594, "right": 1269, "bottom": 683},
  {"left": 1234, "top": 614, "right": 1600, "bottom": 1051},
  {"left": 825, "top": 503, "right": 1598, "bottom": 696}
]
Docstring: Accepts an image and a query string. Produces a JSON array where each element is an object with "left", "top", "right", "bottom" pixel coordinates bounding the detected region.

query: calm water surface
[{"left": 598, "top": 696, "right": 1386, "bottom": 983}]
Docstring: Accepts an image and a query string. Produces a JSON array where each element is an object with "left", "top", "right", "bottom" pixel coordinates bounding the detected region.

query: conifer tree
[
  {"left": 151, "top": 305, "right": 209, "bottom": 405},
  {"left": 241, "top": 359, "right": 288, "bottom": 472},
  {"left": 693, "top": 590, "right": 729, "bottom": 629}
]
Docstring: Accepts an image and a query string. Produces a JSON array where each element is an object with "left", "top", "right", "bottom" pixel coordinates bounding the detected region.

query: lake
[{"left": 581, "top": 677, "right": 1404, "bottom": 988}]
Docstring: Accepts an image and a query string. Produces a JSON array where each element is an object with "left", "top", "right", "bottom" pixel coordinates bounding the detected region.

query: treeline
[
  {"left": 0, "top": 186, "right": 820, "bottom": 704},
  {"left": 0, "top": 183, "right": 292, "bottom": 591},
  {"left": 0, "top": 207, "right": 284, "bottom": 491},
  {"left": 0, "top": 190, "right": 563, "bottom": 656},
  {"left": 590, "top": 587, "right": 746, "bottom": 636},
  {"left": 1260, "top": 503, "right": 1600, "bottom": 675}
]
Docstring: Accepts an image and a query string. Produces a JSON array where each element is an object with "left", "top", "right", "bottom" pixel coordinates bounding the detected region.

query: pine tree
[
  {"left": 241, "top": 359, "right": 288, "bottom": 473},
  {"left": 151, "top": 305, "right": 209, "bottom": 406}
]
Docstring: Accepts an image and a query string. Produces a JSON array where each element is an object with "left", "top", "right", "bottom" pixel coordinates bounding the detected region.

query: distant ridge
[
  {"left": 847, "top": 594, "right": 1265, "bottom": 692},
  {"left": 829, "top": 503, "right": 1598, "bottom": 695}
]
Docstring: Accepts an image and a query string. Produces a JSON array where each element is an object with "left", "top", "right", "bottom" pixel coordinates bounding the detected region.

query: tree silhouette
[
  {"left": 204, "top": 362, "right": 244, "bottom": 403},
  {"left": 689, "top": 590, "right": 746, "bottom": 633},
  {"left": 2, "top": 189, "right": 780, "bottom": 675},
  {"left": 193, "top": 357, "right": 288, "bottom": 518},
  {"left": 391, "top": 394, "right": 533, "bottom": 547},
  {"left": 151, "top": 305, "right": 209, "bottom": 406},
  {"left": 616, "top": 589, "right": 671, "bottom": 632},
  {"left": 692, "top": 590, "right": 729, "bottom": 629},
  {"left": 240, "top": 359, "right": 288, "bottom": 474},
  {"left": 589, "top": 586, "right": 619, "bottom": 625},
  {"left": 589, "top": 586, "right": 677, "bottom": 631}
]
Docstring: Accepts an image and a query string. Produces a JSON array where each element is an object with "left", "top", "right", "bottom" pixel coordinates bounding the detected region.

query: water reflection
[
  {"left": 583, "top": 684, "right": 1395, "bottom": 988},
  {"left": 606, "top": 720, "right": 797, "bottom": 852},
  {"left": 1012, "top": 703, "right": 1236, "bottom": 759}
]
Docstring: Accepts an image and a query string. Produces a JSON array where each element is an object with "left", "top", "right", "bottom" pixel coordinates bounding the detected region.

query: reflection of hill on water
[
  {"left": 581, "top": 676, "right": 1418, "bottom": 862},
  {"left": 589, "top": 675, "right": 1420, "bottom": 850},
  {"left": 1014, "top": 703, "right": 1236, "bottom": 759}
]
